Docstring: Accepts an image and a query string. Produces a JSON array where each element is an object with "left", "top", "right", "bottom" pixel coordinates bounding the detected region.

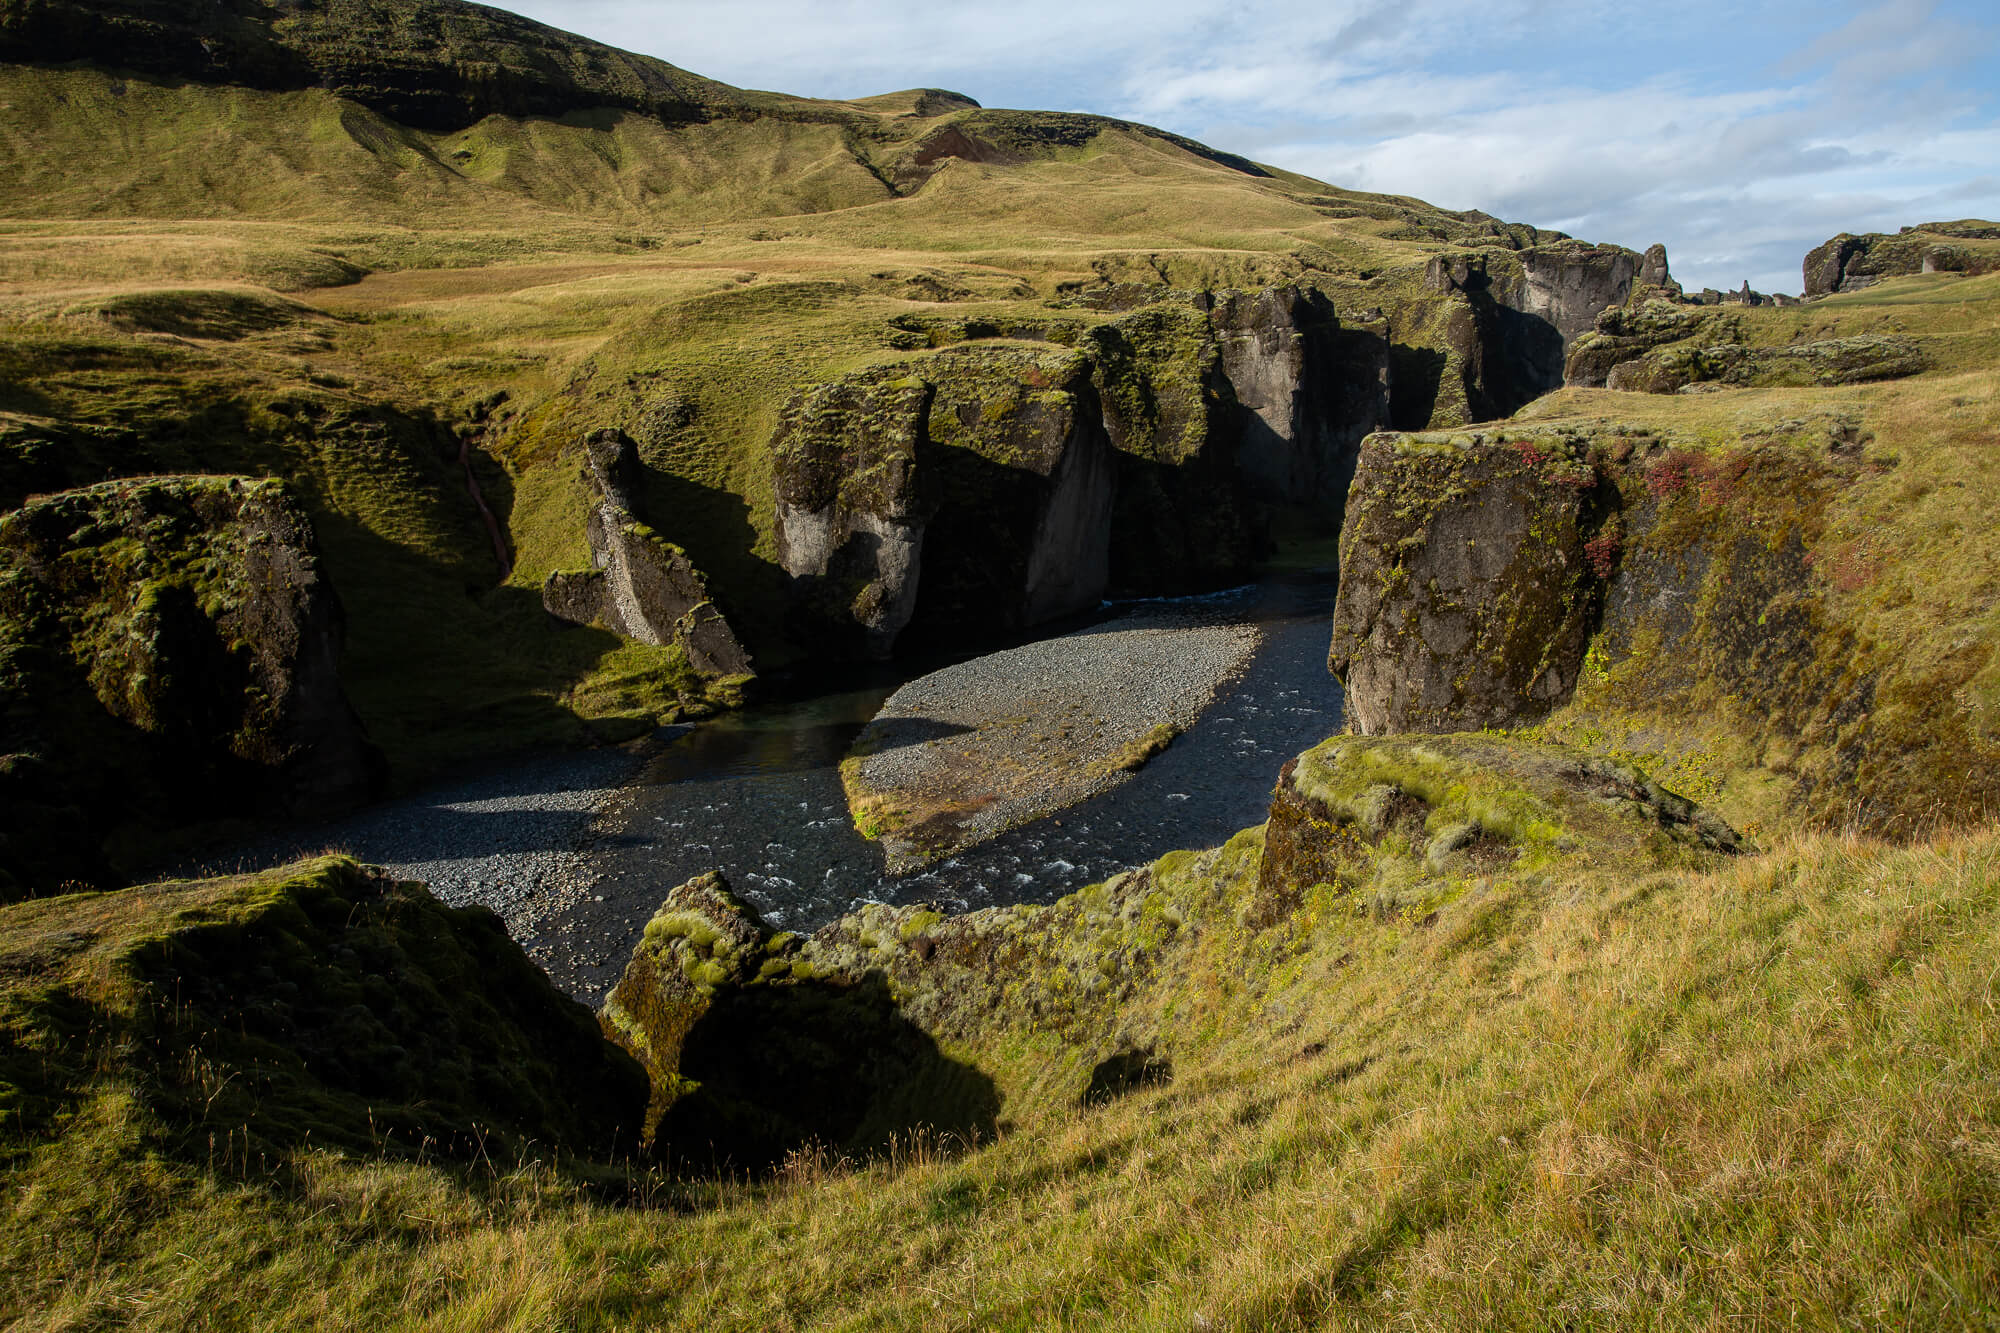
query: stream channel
[{"left": 221, "top": 574, "right": 1344, "bottom": 1003}]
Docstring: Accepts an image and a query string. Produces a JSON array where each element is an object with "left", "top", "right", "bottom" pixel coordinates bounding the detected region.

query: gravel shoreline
[{"left": 192, "top": 742, "right": 652, "bottom": 954}]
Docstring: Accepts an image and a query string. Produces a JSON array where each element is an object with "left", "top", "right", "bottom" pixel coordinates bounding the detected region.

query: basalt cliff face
[{"left": 770, "top": 286, "right": 1391, "bottom": 658}]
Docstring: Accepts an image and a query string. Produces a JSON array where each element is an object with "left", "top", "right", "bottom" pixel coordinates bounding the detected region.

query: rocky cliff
[
  {"left": 1327, "top": 417, "right": 1994, "bottom": 834},
  {"left": 1328, "top": 429, "right": 1611, "bottom": 735},
  {"left": 772, "top": 287, "right": 1387, "bottom": 657},
  {"left": 0, "top": 476, "right": 384, "bottom": 895},
  {"left": 541, "top": 428, "right": 751, "bottom": 677},
  {"left": 1408, "top": 241, "right": 1653, "bottom": 420}
]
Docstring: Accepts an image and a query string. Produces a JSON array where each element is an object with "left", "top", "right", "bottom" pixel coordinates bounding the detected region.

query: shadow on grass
[{"left": 659, "top": 971, "right": 1000, "bottom": 1175}]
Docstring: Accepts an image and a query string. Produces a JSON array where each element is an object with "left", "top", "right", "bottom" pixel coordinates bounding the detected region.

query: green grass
[{"left": 4, "top": 807, "right": 1995, "bottom": 1328}]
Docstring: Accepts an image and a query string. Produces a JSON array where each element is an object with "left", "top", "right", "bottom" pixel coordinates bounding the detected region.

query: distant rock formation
[
  {"left": 0, "top": 476, "right": 384, "bottom": 894},
  {"left": 541, "top": 429, "right": 751, "bottom": 677},
  {"left": 1566, "top": 299, "right": 1925, "bottom": 392},
  {"left": 1804, "top": 220, "right": 2000, "bottom": 297}
]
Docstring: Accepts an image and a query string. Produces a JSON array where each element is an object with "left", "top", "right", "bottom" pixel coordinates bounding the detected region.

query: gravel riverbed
[
  {"left": 204, "top": 578, "right": 1342, "bottom": 1003},
  {"left": 854, "top": 611, "right": 1261, "bottom": 872}
]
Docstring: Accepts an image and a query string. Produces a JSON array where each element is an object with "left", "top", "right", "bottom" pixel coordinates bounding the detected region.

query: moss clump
[{"left": 1101, "top": 721, "right": 1181, "bottom": 773}]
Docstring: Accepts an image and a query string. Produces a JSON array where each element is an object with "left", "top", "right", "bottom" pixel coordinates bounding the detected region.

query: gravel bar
[{"left": 853, "top": 609, "right": 1261, "bottom": 870}]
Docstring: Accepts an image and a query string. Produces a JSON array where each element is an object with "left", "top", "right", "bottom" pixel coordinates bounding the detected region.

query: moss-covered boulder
[
  {"left": 541, "top": 428, "right": 751, "bottom": 676},
  {"left": 1255, "top": 733, "right": 1740, "bottom": 925},
  {"left": 1329, "top": 428, "right": 1612, "bottom": 734},
  {"left": 598, "top": 871, "right": 1000, "bottom": 1170},
  {"left": 0, "top": 476, "right": 385, "bottom": 895},
  {"left": 0, "top": 855, "right": 648, "bottom": 1164}
]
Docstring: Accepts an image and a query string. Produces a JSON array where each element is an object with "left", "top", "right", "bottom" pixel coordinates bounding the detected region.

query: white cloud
[{"left": 506, "top": 0, "right": 2000, "bottom": 295}]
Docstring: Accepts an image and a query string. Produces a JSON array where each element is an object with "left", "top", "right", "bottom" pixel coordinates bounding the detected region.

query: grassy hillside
[
  {"left": 1513, "top": 270, "right": 2000, "bottom": 838},
  {"left": 3, "top": 761, "right": 1994, "bottom": 1328}
]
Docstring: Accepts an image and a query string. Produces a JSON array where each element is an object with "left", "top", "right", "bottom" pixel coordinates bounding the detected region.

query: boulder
[{"left": 598, "top": 870, "right": 1001, "bottom": 1168}]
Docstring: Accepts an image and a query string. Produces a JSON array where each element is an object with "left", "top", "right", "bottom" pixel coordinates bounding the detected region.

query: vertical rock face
[
  {"left": 1208, "top": 286, "right": 1386, "bottom": 508},
  {"left": 1510, "top": 244, "right": 1644, "bottom": 345},
  {"left": 906, "top": 346, "right": 1115, "bottom": 645},
  {"left": 771, "top": 286, "right": 1389, "bottom": 657},
  {"left": 542, "top": 429, "right": 752, "bottom": 675},
  {"left": 1328, "top": 431, "right": 1610, "bottom": 734},
  {"left": 1324, "top": 421, "right": 1986, "bottom": 834},
  {"left": 0, "top": 476, "right": 385, "bottom": 893},
  {"left": 1422, "top": 244, "right": 1649, "bottom": 415},
  {"left": 770, "top": 371, "right": 934, "bottom": 658}
]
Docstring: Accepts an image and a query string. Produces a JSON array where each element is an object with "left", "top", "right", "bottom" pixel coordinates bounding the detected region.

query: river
[{"left": 209, "top": 574, "right": 1343, "bottom": 1002}]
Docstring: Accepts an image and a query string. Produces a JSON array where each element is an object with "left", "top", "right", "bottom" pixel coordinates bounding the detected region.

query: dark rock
[
  {"left": 0, "top": 476, "right": 385, "bottom": 893},
  {"left": 769, "top": 367, "right": 938, "bottom": 658},
  {"left": 541, "top": 429, "right": 751, "bottom": 676},
  {"left": 599, "top": 871, "right": 1000, "bottom": 1168}
]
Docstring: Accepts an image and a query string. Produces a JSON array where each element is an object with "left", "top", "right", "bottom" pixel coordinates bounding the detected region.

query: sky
[{"left": 509, "top": 0, "right": 2000, "bottom": 295}]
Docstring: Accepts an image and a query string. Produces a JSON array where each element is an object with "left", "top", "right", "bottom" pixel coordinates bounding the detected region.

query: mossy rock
[{"left": 0, "top": 475, "right": 384, "bottom": 895}]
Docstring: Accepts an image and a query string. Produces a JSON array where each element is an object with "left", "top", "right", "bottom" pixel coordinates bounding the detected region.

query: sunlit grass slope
[{"left": 3, "top": 808, "right": 1994, "bottom": 1327}]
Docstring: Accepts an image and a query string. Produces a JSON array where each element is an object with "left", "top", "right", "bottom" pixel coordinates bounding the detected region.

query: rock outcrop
[
  {"left": 1565, "top": 300, "right": 1926, "bottom": 392},
  {"left": 542, "top": 429, "right": 751, "bottom": 676},
  {"left": 772, "top": 287, "right": 1387, "bottom": 657},
  {"left": 0, "top": 476, "right": 385, "bottom": 894},
  {"left": 1326, "top": 419, "right": 1987, "bottom": 833},
  {"left": 1329, "top": 430, "right": 1610, "bottom": 734},
  {"left": 598, "top": 870, "right": 1000, "bottom": 1168},
  {"left": 1804, "top": 220, "right": 2000, "bottom": 297}
]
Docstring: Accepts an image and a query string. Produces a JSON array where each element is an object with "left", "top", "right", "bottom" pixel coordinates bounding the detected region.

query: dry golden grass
[{"left": 5, "top": 825, "right": 1995, "bottom": 1329}]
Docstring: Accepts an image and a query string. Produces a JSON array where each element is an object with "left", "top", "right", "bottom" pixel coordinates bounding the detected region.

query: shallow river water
[
  {"left": 211, "top": 576, "right": 1344, "bottom": 1002},
  {"left": 533, "top": 576, "right": 1343, "bottom": 1000}
]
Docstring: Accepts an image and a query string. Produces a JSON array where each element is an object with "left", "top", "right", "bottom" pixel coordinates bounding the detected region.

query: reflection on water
[{"left": 638, "top": 685, "right": 898, "bottom": 785}]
